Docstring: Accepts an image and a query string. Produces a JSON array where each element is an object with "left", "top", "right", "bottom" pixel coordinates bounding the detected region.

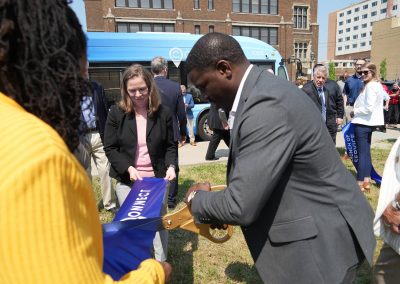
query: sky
[{"left": 318, "top": 0, "right": 359, "bottom": 61}]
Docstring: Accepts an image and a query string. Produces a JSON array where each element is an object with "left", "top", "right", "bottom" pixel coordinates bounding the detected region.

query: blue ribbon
[
  {"left": 102, "top": 178, "right": 167, "bottom": 280},
  {"left": 342, "top": 123, "right": 382, "bottom": 184}
]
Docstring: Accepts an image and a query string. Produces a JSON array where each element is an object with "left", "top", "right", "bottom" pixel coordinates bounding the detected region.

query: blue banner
[
  {"left": 342, "top": 123, "right": 382, "bottom": 184},
  {"left": 103, "top": 178, "right": 167, "bottom": 280}
]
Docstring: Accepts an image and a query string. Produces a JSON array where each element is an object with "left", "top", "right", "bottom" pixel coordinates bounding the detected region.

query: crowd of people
[{"left": 1, "top": 1, "right": 400, "bottom": 283}]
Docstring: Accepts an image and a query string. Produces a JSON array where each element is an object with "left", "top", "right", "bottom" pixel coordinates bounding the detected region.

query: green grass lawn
[{"left": 95, "top": 147, "right": 391, "bottom": 284}]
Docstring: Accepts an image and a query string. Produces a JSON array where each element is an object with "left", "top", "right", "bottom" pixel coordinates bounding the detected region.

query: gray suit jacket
[{"left": 191, "top": 67, "right": 376, "bottom": 283}]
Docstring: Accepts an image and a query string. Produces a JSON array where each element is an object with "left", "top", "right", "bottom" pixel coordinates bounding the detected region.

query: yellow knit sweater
[{"left": 0, "top": 93, "right": 164, "bottom": 284}]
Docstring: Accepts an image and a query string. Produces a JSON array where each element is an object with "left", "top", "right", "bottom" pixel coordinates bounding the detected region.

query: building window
[
  {"left": 362, "top": 14, "right": 368, "bottom": 19},
  {"left": 339, "top": 12, "right": 344, "bottom": 17},
  {"left": 194, "top": 0, "right": 199, "bottom": 9},
  {"left": 355, "top": 7, "right": 360, "bottom": 12},
  {"left": 233, "top": 0, "right": 278, "bottom": 15},
  {"left": 294, "top": 6, "right": 308, "bottom": 29},
  {"left": 381, "top": 0, "right": 387, "bottom": 3},
  {"left": 117, "top": 22, "right": 175, "bottom": 32},
  {"left": 361, "top": 32, "right": 367, "bottom": 37},
  {"left": 381, "top": 8, "right": 387, "bottom": 14},
  {"left": 345, "top": 45, "right": 350, "bottom": 50},
  {"left": 353, "top": 34, "right": 358, "bottom": 39},
  {"left": 338, "top": 46, "right": 342, "bottom": 51},
  {"left": 346, "top": 19, "right": 351, "bottom": 23},
  {"left": 353, "top": 26, "right": 359, "bottom": 30},
  {"left": 208, "top": 0, "right": 214, "bottom": 10},
  {"left": 352, "top": 43, "right": 357, "bottom": 48},
  {"left": 339, "top": 21, "right": 343, "bottom": 26},
  {"left": 354, "top": 16, "right": 359, "bottom": 21},
  {"left": 115, "top": 0, "right": 173, "bottom": 9},
  {"left": 347, "top": 10, "right": 351, "bottom": 14},
  {"left": 363, "top": 4, "right": 368, "bottom": 9},
  {"left": 362, "top": 23, "right": 367, "bottom": 28},
  {"left": 361, "top": 42, "right": 366, "bottom": 46},
  {"left": 346, "top": 28, "right": 350, "bottom": 32},
  {"left": 232, "top": 26, "right": 278, "bottom": 45},
  {"left": 346, "top": 36, "right": 350, "bottom": 41},
  {"left": 338, "top": 29, "right": 343, "bottom": 34},
  {"left": 393, "top": 5, "right": 398, "bottom": 10},
  {"left": 194, "top": 25, "right": 200, "bottom": 34},
  {"left": 294, "top": 42, "right": 308, "bottom": 60},
  {"left": 338, "top": 38, "right": 343, "bottom": 42},
  {"left": 371, "top": 11, "right": 377, "bottom": 16},
  {"left": 372, "top": 1, "right": 377, "bottom": 7},
  {"left": 209, "top": 25, "right": 214, "bottom": 33}
]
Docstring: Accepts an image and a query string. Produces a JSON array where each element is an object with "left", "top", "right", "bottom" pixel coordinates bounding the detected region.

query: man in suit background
[
  {"left": 75, "top": 63, "right": 116, "bottom": 212},
  {"left": 205, "top": 103, "right": 230, "bottom": 161},
  {"left": 302, "top": 64, "right": 344, "bottom": 143},
  {"left": 151, "top": 56, "right": 186, "bottom": 209},
  {"left": 184, "top": 32, "right": 375, "bottom": 283}
]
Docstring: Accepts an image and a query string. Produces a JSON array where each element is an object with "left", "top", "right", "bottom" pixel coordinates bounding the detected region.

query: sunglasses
[{"left": 361, "top": 70, "right": 371, "bottom": 76}]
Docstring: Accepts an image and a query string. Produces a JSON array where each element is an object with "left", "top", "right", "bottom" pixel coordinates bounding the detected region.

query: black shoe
[
  {"left": 168, "top": 202, "right": 176, "bottom": 210},
  {"left": 205, "top": 157, "right": 219, "bottom": 161}
]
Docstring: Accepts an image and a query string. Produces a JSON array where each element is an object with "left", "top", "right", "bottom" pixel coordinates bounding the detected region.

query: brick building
[
  {"left": 84, "top": 0, "right": 318, "bottom": 80},
  {"left": 371, "top": 16, "right": 400, "bottom": 80},
  {"left": 327, "top": 0, "right": 399, "bottom": 61}
]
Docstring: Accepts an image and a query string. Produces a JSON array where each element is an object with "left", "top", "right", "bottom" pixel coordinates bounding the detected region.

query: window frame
[
  {"left": 293, "top": 6, "right": 308, "bottom": 29},
  {"left": 232, "top": 0, "right": 278, "bottom": 15},
  {"left": 115, "top": 0, "right": 174, "bottom": 9}
]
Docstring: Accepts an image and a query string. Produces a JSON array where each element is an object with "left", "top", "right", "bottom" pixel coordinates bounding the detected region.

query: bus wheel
[{"left": 197, "top": 114, "right": 213, "bottom": 141}]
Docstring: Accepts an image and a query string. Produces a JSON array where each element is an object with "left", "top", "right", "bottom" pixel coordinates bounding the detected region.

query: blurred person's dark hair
[{"left": 0, "top": 0, "right": 88, "bottom": 151}]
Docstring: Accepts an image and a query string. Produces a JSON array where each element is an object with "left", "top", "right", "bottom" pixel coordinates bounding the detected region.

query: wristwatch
[
  {"left": 391, "top": 199, "right": 400, "bottom": 211},
  {"left": 168, "top": 164, "right": 176, "bottom": 170}
]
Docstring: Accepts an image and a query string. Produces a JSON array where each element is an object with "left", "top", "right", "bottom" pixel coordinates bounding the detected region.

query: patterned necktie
[{"left": 318, "top": 88, "right": 326, "bottom": 122}]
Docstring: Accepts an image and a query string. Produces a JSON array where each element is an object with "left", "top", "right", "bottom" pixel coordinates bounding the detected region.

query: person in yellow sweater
[{"left": 0, "top": 1, "right": 171, "bottom": 283}]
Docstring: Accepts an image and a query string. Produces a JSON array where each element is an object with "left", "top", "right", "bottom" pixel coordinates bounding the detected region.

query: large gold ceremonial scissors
[{"left": 162, "top": 185, "right": 234, "bottom": 243}]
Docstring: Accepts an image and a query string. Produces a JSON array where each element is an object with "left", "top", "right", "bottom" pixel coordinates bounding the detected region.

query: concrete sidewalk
[
  {"left": 91, "top": 124, "right": 400, "bottom": 174},
  {"left": 179, "top": 125, "right": 400, "bottom": 166}
]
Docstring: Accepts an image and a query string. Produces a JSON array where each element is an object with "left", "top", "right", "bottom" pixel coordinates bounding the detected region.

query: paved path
[{"left": 91, "top": 124, "right": 400, "bottom": 174}]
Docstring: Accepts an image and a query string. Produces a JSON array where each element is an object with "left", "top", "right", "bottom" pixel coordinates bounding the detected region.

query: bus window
[{"left": 89, "top": 67, "right": 123, "bottom": 104}]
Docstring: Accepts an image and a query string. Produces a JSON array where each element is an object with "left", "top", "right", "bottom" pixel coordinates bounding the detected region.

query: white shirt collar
[{"left": 228, "top": 64, "right": 253, "bottom": 129}]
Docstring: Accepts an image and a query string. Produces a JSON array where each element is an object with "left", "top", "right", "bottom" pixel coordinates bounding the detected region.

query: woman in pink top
[{"left": 104, "top": 64, "right": 178, "bottom": 262}]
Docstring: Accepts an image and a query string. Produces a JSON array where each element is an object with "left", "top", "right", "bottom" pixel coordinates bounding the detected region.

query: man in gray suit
[{"left": 184, "top": 33, "right": 376, "bottom": 283}]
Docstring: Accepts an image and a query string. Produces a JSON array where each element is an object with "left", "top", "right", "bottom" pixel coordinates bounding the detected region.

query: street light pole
[{"left": 310, "top": 51, "right": 315, "bottom": 80}]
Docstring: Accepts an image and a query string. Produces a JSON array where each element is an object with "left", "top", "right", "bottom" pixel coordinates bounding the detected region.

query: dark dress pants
[
  {"left": 205, "top": 129, "right": 230, "bottom": 160},
  {"left": 354, "top": 124, "right": 374, "bottom": 181}
]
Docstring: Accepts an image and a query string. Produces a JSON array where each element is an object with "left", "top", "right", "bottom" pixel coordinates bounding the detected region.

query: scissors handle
[{"left": 162, "top": 185, "right": 234, "bottom": 243}]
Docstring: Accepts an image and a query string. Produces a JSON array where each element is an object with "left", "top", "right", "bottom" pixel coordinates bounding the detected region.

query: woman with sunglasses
[
  {"left": 352, "top": 63, "right": 385, "bottom": 192},
  {"left": 104, "top": 64, "right": 178, "bottom": 262}
]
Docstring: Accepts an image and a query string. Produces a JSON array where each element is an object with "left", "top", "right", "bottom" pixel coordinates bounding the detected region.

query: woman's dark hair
[{"left": 0, "top": 0, "right": 88, "bottom": 151}]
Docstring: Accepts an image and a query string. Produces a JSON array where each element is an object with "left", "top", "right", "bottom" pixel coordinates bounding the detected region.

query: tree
[
  {"left": 380, "top": 58, "right": 387, "bottom": 81},
  {"left": 328, "top": 61, "right": 336, "bottom": 81}
]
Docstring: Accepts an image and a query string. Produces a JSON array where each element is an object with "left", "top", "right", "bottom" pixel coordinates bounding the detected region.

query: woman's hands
[
  {"left": 164, "top": 166, "right": 176, "bottom": 181},
  {"left": 128, "top": 166, "right": 143, "bottom": 181}
]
